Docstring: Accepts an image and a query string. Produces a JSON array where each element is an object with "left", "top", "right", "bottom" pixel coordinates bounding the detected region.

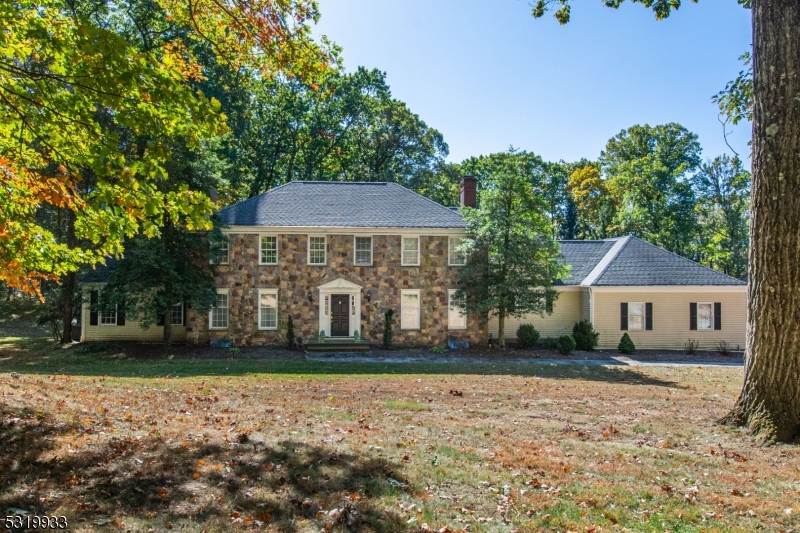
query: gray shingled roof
[
  {"left": 557, "top": 236, "right": 745, "bottom": 286},
  {"left": 555, "top": 240, "right": 615, "bottom": 285},
  {"left": 217, "top": 181, "right": 466, "bottom": 229}
]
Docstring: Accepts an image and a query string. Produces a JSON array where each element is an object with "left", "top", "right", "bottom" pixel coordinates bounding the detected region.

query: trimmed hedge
[
  {"left": 557, "top": 335, "right": 576, "bottom": 354},
  {"left": 572, "top": 320, "right": 599, "bottom": 351},
  {"left": 516, "top": 324, "right": 540, "bottom": 349},
  {"left": 618, "top": 332, "right": 636, "bottom": 354}
]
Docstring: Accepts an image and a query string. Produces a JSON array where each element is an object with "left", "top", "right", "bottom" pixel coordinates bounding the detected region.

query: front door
[{"left": 330, "top": 294, "right": 350, "bottom": 337}]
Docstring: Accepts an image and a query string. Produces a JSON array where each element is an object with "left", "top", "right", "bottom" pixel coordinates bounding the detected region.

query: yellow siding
[
  {"left": 488, "top": 289, "right": 582, "bottom": 339},
  {"left": 580, "top": 289, "right": 591, "bottom": 322},
  {"left": 592, "top": 289, "right": 746, "bottom": 349},
  {"left": 81, "top": 300, "right": 187, "bottom": 342}
]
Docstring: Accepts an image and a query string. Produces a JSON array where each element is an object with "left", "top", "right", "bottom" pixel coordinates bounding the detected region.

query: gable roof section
[
  {"left": 558, "top": 236, "right": 745, "bottom": 287},
  {"left": 555, "top": 240, "right": 616, "bottom": 285},
  {"left": 217, "top": 181, "right": 466, "bottom": 229}
]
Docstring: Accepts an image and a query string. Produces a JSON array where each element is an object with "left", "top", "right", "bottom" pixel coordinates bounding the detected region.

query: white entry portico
[{"left": 316, "top": 278, "right": 363, "bottom": 338}]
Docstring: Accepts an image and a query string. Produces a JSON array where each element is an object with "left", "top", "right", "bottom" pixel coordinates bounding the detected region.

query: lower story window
[
  {"left": 100, "top": 307, "right": 117, "bottom": 325},
  {"left": 259, "top": 289, "right": 278, "bottom": 330},
  {"left": 698, "top": 302, "right": 714, "bottom": 330},
  {"left": 210, "top": 290, "right": 229, "bottom": 329},
  {"left": 171, "top": 303, "right": 183, "bottom": 326},
  {"left": 448, "top": 289, "right": 466, "bottom": 330},
  {"left": 628, "top": 302, "right": 645, "bottom": 331},
  {"left": 401, "top": 290, "right": 421, "bottom": 330}
]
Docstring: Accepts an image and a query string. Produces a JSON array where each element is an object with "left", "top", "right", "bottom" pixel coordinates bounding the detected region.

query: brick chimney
[{"left": 460, "top": 176, "right": 477, "bottom": 208}]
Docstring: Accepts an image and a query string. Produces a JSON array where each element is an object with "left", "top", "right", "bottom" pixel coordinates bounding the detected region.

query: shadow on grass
[
  {"left": 0, "top": 337, "right": 684, "bottom": 388},
  {"left": 0, "top": 401, "right": 407, "bottom": 532}
]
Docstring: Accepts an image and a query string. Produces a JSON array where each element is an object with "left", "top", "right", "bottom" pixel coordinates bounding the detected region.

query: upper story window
[
  {"left": 260, "top": 235, "right": 278, "bottom": 265},
  {"left": 354, "top": 236, "right": 373, "bottom": 266},
  {"left": 402, "top": 236, "right": 420, "bottom": 266},
  {"left": 308, "top": 236, "right": 326, "bottom": 265},
  {"left": 209, "top": 289, "right": 229, "bottom": 330},
  {"left": 448, "top": 237, "right": 467, "bottom": 266},
  {"left": 218, "top": 237, "right": 229, "bottom": 265}
]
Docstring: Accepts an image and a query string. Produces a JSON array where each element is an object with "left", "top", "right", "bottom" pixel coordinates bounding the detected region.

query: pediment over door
[{"left": 317, "top": 278, "right": 362, "bottom": 291}]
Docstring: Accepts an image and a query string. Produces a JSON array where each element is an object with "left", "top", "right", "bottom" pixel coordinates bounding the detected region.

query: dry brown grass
[{"left": 1, "top": 356, "right": 798, "bottom": 532}]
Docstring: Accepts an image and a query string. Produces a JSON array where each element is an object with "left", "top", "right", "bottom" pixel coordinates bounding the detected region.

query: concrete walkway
[{"left": 305, "top": 353, "right": 743, "bottom": 367}]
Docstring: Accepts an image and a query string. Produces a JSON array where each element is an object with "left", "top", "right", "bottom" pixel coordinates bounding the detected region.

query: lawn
[{"left": 0, "top": 336, "right": 798, "bottom": 533}]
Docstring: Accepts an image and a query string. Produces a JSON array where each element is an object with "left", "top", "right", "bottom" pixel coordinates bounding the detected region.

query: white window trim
[
  {"left": 697, "top": 302, "right": 714, "bottom": 331},
  {"left": 99, "top": 305, "right": 118, "bottom": 326},
  {"left": 448, "top": 237, "right": 467, "bottom": 266},
  {"left": 353, "top": 235, "right": 373, "bottom": 266},
  {"left": 171, "top": 302, "right": 183, "bottom": 326},
  {"left": 401, "top": 236, "right": 420, "bottom": 266},
  {"left": 209, "top": 289, "right": 229, "bottom": 330},
  {"left": 628, "top": 301, "right": 645, "bottom": 331},
  {"left": 400, "top": 289, "right": 421, "bottom": 330},
  {"left": 447, "top": 289, "right": 467, "bottom": 330},
  {"left": 257, "top": 288, "right": 279, "bottom": 330},
  {"left": 259, "top": 234, "right": 279, "bottom": 265},
  {"left": 307, "top": 235, "right": 327, "bottom": 266}
]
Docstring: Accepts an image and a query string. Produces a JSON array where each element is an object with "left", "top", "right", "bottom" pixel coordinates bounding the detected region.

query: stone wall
[{"left": 185, "top": 234, "right": 486, "bottom": 347}]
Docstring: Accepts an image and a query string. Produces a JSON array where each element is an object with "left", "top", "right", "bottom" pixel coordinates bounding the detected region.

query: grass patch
[
  {"left": 0, "top": 335, "right": 796, "bottom": 533},
  {"left": 383, "top": 400, "right": 432, "bottom": 411}
]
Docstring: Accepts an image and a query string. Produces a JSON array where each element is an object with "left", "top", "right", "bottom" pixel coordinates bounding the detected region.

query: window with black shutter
[
  {"left": 620, "top": 302, "right": 628, "bottom": 330},
  {"left": 714, "top": 302, "right": 722, "bottom": 330},
  {"left": 690, "top": 302, "right": 698, "bottom": 330},
  {"left": 645, "top": 302, "right": 653, "bottom": 331}
]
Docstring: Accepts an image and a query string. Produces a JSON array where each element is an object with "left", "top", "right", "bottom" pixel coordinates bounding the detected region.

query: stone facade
[{"left": 185, "top": 233, "right": 486, "bottom": 347}]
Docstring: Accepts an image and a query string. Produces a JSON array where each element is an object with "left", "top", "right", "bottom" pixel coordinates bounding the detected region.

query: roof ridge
[
  {"left": 215, "top": 181, "right": 294, "bottom": 214},
  {"left": 386, "top": 182, "right": 462, "bottom": 214},
  {"left": 624, "top": 236, "right": 746, "bottom": 284},
  {"left": 580, "top": 235, "right": 632, "bottom": 286}
]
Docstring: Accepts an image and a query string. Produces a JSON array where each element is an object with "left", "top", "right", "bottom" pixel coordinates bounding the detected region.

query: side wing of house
[
  {"left": 80, "top": 284, "right": 187, "bottom": 342},
  {"left": 487, "top": 287, "right": 583, "bottom": 340}
]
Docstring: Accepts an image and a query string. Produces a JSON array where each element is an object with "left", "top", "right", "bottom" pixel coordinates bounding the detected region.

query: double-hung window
[
  {"left": 400, "top": 289, "right": 421, "bottom": 330},
  {"left": 402, "top": 237, "right": 420, "bottom": 266},
  {"left": 218, "top": 237, "right": 229, "bottom": 265},
  {"left": 448, "top": 237, "right": 467, "bottom": 266},
  {"left": 260, "top": 235, "right": 278, "bottom": 265},
  {"left": 171, "top": 303, "right": 183, "bottom": 326},
  {"left": 448, "top": 289, "right": 467, "bottom": 330},
  {"left": 354, "top": 236, "right": 373, "bottom": 266},
  {"left": 209, "top": 290, "right": 229, "bottom": 329},
  {"left": 100, "top": 307, "right": 117, "bottom": 326},
  {"left": 697, "top": 302, "right": 714, "bottom": 331},
  {"left": 628, "top": 302, "right": 645, "bottom": 331},
  {"left": 308, "top": 236, "right": 326, "bottom": 265},
  {"left": 258, "top": 289, "right": 278, "bottom": 330}
]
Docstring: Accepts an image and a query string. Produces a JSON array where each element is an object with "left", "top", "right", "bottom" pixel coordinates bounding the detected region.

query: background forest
[{"left": 1, "top": 0, "right": 750, "bottom": 342}]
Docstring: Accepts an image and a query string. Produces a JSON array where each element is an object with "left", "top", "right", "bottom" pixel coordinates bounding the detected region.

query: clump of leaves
[
  {"left": 572, "top": 320, "right": 599, "bottom": 351},
  {"left": 318, "top": 330, "right": 326, "bottom": 343},
  {"left": 618, "top": 333, "right": 636, "bottom": 354},
  {"left": 383, "top": 309, "right": 394, "bottom": 349},
  {"left": 430, "top": 345, "right": 445, "bottom": 354},
  {"left": 286, "top": 315, "right": 295, "bottom": 349},
  {"left": 557, "top": 335, "right": 576, "bottom": 355},
  {"left": 685, "top": 338, "right": 699, "bottom": 355},
  {"left": 228, "top": 347, "right": 241, "bottom": 355},
  {"left": 516, "top": 324, "right": 540, "bottom": 349}
]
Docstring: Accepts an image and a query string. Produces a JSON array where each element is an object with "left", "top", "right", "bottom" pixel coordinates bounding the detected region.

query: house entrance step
[{"left": 306, "top": 342, "right": 370, "bottom": 353}]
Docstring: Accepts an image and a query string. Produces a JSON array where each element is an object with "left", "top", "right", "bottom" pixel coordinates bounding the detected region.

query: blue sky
[{"left": 314, "top": 0, "right": 752, "bottom": 167}]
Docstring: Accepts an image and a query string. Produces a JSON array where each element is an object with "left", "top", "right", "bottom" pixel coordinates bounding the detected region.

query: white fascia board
[
  {"left": 580, "top": 236, "right": 631, "bottom": 287},
  {"left": 589, "top": 285, "right": 747, "bottom": 293},
  {"left": 224, "top": 225, "right": 467, "bottom": 236}
]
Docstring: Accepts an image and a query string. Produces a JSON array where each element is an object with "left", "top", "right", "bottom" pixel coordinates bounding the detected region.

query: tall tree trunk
[
  {"left": 60, "top": 209, "right": 76, "bottom": 343},
  {"left": 163, "top": 303, "right": 173, "bottom": 347},
  {"left": 721, "top": 0, "right": 800, "bottom": 442},
  {"left": 497, "top": 308, "right": 506, "bottom": 349}
]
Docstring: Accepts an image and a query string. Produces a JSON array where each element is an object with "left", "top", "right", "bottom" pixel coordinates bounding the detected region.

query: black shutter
[
  {"left": 183, "top": 301, "right": 187, "bottom": 326},
  {"left": 90, "top": 290, "right": 98, "bottom": 326},
  {"left": 645, "top": 302, "right": 653, "bottom": 330},
  {"left": 620, "top": 302, "right": 628, "bottom": 330},
  {"left": 714, "top": 302, "right": 722, "bottom": 330},
  {"left": 690, "top": 302, "right": 697, "bottom": 330},
  {"left": 117, "top": 300, "right": 125, "bottom": 326}
]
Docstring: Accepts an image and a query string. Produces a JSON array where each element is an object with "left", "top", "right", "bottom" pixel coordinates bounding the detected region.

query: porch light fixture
[
  {"left": 366, "top": 289, "right": 372, "bottom": 302},
  {"left": 307, "top": 290, "right": 313, "bottom": 303}
]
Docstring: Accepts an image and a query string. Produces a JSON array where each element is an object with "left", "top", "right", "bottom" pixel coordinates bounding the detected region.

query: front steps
[{"left": 305, "top": 338, "right": 371, "bottom": 352}]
